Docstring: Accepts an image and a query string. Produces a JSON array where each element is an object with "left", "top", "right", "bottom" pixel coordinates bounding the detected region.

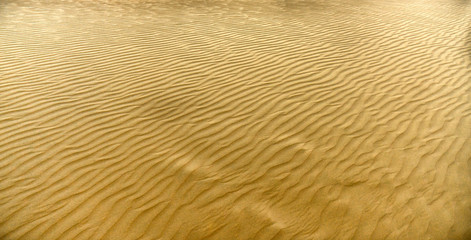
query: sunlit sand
[{"left": 0, "top": 0, "right": 470, "bottom": 239}]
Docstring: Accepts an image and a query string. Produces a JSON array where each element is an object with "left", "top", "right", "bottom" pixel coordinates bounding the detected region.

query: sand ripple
[{"left": 0, "top": 0, "right": 471, "bottom": 239}]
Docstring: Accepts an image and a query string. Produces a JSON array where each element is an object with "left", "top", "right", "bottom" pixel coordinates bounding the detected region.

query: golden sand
[{"left": 0, "top": 0, "right": 470, "bottom": 239}]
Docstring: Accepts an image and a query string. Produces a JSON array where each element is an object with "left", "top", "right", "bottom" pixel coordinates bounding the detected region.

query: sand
[{"left": 0, "top": 0, "right": 470, "bottom": 239}]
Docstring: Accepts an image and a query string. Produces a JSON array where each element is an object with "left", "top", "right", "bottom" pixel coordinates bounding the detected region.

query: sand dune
[{"left": 0, "top": 0, "right": 471, "bottom": 239}]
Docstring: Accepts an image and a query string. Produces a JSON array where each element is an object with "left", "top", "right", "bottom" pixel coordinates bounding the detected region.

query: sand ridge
[{"left": 0, "top": 0, "right": 471, "bottom": 239}]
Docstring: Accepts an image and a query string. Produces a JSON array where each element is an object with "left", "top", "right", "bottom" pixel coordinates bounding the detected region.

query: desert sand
[{"left": 0, "top": 0, "right": 470, "bottom": 239}]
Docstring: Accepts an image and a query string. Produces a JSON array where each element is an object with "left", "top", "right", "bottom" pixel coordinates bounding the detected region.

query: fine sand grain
[{"left": 0, "top": 0, "right": 471, "bottom": 239}]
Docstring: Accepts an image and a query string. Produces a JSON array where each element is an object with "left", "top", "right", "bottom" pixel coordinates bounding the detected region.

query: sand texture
[{"left": 1, "top": 0, "right": 471, "bottom": 239}]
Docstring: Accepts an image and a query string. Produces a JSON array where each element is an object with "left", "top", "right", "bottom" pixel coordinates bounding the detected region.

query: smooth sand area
[{"left": 1, "top": 0, "right": 470, "bottom": 239}]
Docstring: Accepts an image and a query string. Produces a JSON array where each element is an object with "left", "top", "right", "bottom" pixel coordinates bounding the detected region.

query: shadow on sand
[{"left": 466, "top": 25, "right": 471, "bottom": 62}]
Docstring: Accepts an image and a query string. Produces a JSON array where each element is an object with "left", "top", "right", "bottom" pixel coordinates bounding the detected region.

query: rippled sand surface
[{"left": 1, "top": 0, "right": 471, "bottom": 239}]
